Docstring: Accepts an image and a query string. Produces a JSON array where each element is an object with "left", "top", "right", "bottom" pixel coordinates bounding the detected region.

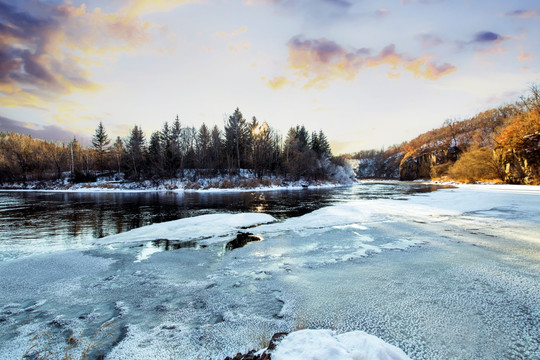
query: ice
[
  {"left": 94, "top": 212, "right": 276, "bottom": 245},
  {"left": 1, "top": 184, "right": 539, "bottom": 359},
  {"left": 272, "top": 329, "right": 411, "bottom": 360}
]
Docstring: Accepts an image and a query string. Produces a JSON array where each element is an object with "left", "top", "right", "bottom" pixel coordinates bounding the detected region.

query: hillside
[{"left": 350, "top": 85, "right": 540, "bottom": 185}]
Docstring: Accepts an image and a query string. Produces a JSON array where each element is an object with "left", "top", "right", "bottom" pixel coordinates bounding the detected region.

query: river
[{"left": 0, "top": 182, "right": 538, "bottom": 359}]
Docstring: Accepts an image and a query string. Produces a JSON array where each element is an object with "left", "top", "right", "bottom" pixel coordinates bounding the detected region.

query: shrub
[{"left": 448, "top": 147, "right": 503, "bottom": 182}]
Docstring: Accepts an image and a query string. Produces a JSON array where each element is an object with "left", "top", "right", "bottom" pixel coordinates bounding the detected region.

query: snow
[
  {"left": 1, "top": 183, "right": 539, "bottom": 359},
  {"left": 93, "top": 212, "right": 276, "bottom": 245},
  {"left": 1, "top": 174, "right": 352, "bottom": 193},
  {"left": 272, "top": 329, "right": 411, "bottom": 360}
]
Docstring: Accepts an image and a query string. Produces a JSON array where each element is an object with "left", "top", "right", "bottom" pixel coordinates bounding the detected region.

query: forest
[
  {"left": 351, "top": 85, "right": 540, "bottom": 184},
  {"left": 0, "top": 108, "right": 350, "bottom": 186}
]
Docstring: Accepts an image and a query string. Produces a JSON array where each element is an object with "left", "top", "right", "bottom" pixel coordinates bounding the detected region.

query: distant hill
[{"left": 349, "top": 85, "right": 540, "bottom": 185}]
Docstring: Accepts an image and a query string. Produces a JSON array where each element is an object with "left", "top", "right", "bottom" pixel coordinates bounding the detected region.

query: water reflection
[
  {"left": 225, "top": 232, "right": 263, "bottom": 251},
  {"left": 0, "top": 182, "right": 453, "bottom": 261},
  {"left": 134, "top": 239, "right": 200, "bottom": 262}
]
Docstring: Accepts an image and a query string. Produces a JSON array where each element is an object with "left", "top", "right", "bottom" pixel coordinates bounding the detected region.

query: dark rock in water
[
  {"left": 223, "top": 332, "right": 289, "bottom": 360},
  {"left": 226, "top": 232, "right": 263, "bottom": 251},
  {"left": 266, "top": 332, "right": 288, "bottom": 351}
]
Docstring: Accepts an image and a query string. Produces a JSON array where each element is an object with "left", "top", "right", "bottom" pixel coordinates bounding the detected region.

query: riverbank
[
  {"left": 1, "top": 183, "right": 538, "bottom": 359},
  {"left": 0, "top": 174, "right": 355, "bottom": 193}
]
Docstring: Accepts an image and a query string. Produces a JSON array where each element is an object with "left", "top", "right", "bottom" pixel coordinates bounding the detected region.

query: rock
[{"left": 223, "top": 332, "right": 289, "bottom": 360}]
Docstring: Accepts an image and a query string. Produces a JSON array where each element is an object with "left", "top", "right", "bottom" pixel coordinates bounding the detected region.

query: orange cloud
[
  {"left": 228, "top": 40, "right": 250, "bottom": 52},
  {"left": 269, "top": 36, "right": 457, "bottom": 89},
  {"left": 518, "top": 51, "right": 533, "bottom": 62},
  {"left": 265, "top": 76, "right": 293, "bottom": 90},
  {"left": 215, "top": 26, "right": 248, "bottom": 39},
  {"left": 0, "top": 1, "right": 188, "bottom": 111},
  {"left": 122, "top": 0, "right": 200, "bottom": 17}
]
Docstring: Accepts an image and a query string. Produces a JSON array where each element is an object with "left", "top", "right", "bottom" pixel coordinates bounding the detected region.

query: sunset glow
[{"left": 1, "top": 0, "right": 539, "bottom": 153}]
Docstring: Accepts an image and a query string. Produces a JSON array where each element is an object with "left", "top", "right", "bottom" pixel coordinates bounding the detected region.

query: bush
[
  {"left": 430, "top": 162, "right": 453, "bottom": 179},
  {"left": 447, "top": 147, "right": 503, "bottom": 182}
]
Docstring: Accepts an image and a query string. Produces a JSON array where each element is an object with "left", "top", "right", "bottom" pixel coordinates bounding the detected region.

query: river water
[
  {"left": 0, "top": 182, "right": 538, "bottom": 360},
  {"left": 0, "top": 182, "right": 444, "bottom": 262}
]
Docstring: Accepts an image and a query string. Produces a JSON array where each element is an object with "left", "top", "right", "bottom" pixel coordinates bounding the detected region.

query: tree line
[
  {"left": 0, "top": 108, "right": 345, "bottom": 184},
  {"left": 349, "top": 84, "right": 540, "bottom": 184}
]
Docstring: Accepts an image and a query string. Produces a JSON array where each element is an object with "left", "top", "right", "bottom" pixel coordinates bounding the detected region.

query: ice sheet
[
  {"left": 1, "top": 184, "right": 539, "bottom": 359},
  {"left": 93, "top": 213, "right": 276, "bottom": 245}
]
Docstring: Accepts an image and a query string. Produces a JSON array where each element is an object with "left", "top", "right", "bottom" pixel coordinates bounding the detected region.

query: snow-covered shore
[
  {"left": 0, "top": 176, "right": 352, "bottom": 193},
  {"left": 0, "top": 183, "right": 538, "bottom": 359}
]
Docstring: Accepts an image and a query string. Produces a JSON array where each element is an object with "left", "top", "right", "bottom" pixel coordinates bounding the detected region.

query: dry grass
[
  {"left": 240, "top": 179, "right": 260, "bottom": 188},
  {"left": 220, "top": 180, "right": 235, "bottom": 189},
  {"left": 22, "top": 321, "right": 115, "bottom": 360},
  {"left": 184, "top": 181, "right": 202, "bottom": 190}
]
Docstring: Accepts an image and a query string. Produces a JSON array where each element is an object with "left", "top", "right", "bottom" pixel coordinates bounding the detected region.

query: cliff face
[
  {"left": 398, "top": 134, "right": 539, "bottom": 184},
  {"left": 399, "top": 148, "right": 460, "bottom": 181},
  {"left": 355, "top": 153, "right": 403, "bottom": 179},
  {"left": 497, "top": 133, "right": 540, "bottom": 184},
  {"left": 398, "top": 153, "right": 434, "bottom": 180}
]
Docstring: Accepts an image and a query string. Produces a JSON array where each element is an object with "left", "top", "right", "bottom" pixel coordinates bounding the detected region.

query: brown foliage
[
  {"left": 496, "top": 111, "right": 540, "bottom": 149},
  {"left": 447, "top": 147, "right": 503, "bottom": 182}
]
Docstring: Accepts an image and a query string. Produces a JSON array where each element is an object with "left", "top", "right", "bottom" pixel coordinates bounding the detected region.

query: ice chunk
[
  {"left": 272, "top": 329, "right": 411, "bottom": 360},
  {"left": 93, "top": 213, "right": 276, "bottom": 245}
]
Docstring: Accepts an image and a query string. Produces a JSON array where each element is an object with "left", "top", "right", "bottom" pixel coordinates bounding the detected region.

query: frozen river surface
[{"left": 0, "top": 183, "right": 539, "bottom": 359}]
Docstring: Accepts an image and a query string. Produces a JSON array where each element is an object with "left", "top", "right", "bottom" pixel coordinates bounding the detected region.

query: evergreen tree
[
  {"left": 126, "top": 125, "right": 146, "bottom": 180},
  {"left": 310, "top": 131, "right": 320, "bottom": 155},
  {"left": 196, "top": 123, "right": 211, "bottom": 170},
  {"left": 92, "top": 121, "right": 111, "bottom": 173},
  {"left": 318, "top": 130, "right": 331, "bottom": 159},
  {"left": 295, "top": 125, "right": 310, "bottom": 152},
  {"left": 224, "top": 108, "right": 248, "bottom": 173},
  {"left": 210, "top": 125, "right": 223, "bottom": 172},
  {"left": 160, "top": 122, "right": 175, "bottom": 178},
  {"left": 148, "top": 131, "right": 164, "bottom": 178},
  {"left": 171, "top": 115, "right": 183, "bottom": 175}
]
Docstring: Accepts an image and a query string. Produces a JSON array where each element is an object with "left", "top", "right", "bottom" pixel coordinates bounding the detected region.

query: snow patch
[
  {"left": 93, "top": 213, "right": 276, "bottom": 245},
  {"left": 272, "top": 329, "right": 411, "bottom": 360}
]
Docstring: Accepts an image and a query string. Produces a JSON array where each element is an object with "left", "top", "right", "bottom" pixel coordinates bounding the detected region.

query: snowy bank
[
  {"left": 253, "top": 329, "right": 410, "bottom": 360},
  {"left": 0, "top": 175, "right": 355, "bottom": 193},
  {"left": 93, "top": 213, "right": 276, "bottom": 245}
]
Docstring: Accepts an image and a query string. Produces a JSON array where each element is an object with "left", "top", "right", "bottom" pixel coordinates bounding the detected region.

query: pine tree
[
  {"left": 126, "top": 125, "right": 146, "bottom": 180},
  {"left": 92, "top": 121, "right": 111, "bottom": 173},
  {"left": 310, "top": 131, "right": 320, "bottom": 155},
  {"left": 224, "top": 108, "right": 248, "bottom": 173},
  {"left": 148, "top": 131, "right": 163, "bottom": 178},
  {"left": 318, "top": 130, "right": 331, "bottom": 159},
  {"left": 210, "top": 125, "right": 222, "bottom": 172},
  {"left": 196, "top": 123, "right": 211, "bottom": 170}
]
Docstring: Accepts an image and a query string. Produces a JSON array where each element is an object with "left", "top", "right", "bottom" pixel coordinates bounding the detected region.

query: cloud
[
  {"left": 121, "top": 0, "right": 200, "bottom": 17},
  {"left": 465, "top": 31, "right": 510, "bottom": 57},
  {"left": 417, "top": 33, "right": 443, "bottom": 48},
  {"left": 215, "top": 26, "right": 248, "bottom": 39},
  {"left": 0, "top": 115, "right": 88, "bottom": 143},
  {"left": 472, "top": 31, "right": 504, "bottom": 43},
  {"left": 400, "top": 0, "right": 448, "bottom": 5},
  {"left": 245, "top": 0, "right": 353, "bottom": 23},
  {"left": 375, "top": 8, "right": 391, "bottom": 18},
  {"left": 0, "top": 0, "right": 189, "bottom": 110},
  {"left": 265, "top": 76, "right": 293, "bottom": 89},
  {"left": 228, "top": 40, "right": 250, "bottom": 52},
  {"left": 503, "top": 9, "right": 540, "bottom": 18},
  {"left": 517, "top": 52, "right": 532, "bottom": 62},
  {"left": 267, "top": 35, "right": 456, "bottom": 89}
]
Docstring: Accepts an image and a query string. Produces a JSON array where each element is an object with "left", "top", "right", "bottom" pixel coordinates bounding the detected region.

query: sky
[{"left": 0, "top": 0, "right": 539, "bottom": 154}]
